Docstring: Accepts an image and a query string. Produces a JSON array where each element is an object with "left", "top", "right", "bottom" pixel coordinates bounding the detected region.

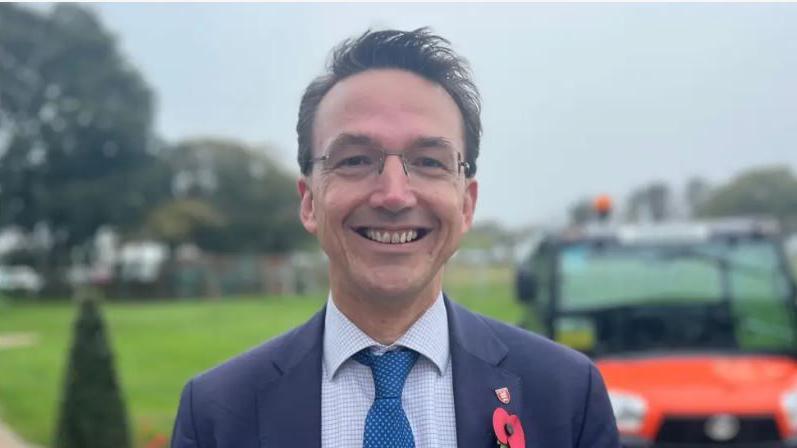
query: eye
[
  {"left": 410, "top": 155, "right": 449, "bottom": 171},
  {"left": 334, "top": 154, "right": 375, "bottom": 169},
  {"left": 410, "top": 155, "right": 452, "bottom": 176}
]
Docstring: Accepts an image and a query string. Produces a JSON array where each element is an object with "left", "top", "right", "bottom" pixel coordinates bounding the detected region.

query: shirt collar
[{"left": 323, "top": 292, "right": 449, "bottom": 379}]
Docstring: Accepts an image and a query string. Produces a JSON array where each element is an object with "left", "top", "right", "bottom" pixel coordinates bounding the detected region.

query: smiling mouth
[{"left": 354, "top": 227, "right": 429, "bottom": 244}]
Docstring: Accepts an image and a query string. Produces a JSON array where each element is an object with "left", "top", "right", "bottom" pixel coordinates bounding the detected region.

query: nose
[{"left": 369, "top": 155, "right": 417, "bottom": 212}]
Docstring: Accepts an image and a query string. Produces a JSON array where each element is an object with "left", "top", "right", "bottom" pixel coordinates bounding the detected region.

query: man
[{"left": 172, "top": 28, "right": 620, "bottom": 448}]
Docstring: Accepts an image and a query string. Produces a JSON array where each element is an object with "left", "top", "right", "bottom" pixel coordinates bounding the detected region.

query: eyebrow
[
  {"left": 325, "top": 133, "right": 456, "bottom": 153},
  {"left": 325, "top": 133, "right": 379, "bottom": 153},
  {"left": 408, "top": 136, "right": 455, "bottom": 151}
]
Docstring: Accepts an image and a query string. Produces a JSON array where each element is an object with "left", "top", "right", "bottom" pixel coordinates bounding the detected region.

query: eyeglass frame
[{"left": 308, "top": 147, "right": 472, "bottom": 180}]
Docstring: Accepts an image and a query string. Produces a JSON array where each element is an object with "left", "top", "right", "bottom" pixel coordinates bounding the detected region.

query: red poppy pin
[{"left": 493, "top": 407, "right": 526, "bottom": 448}]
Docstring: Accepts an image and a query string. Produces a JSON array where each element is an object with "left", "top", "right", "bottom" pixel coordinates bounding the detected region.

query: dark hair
[{"left": 296, "top": 27, "right": 482, "bottom": 178}]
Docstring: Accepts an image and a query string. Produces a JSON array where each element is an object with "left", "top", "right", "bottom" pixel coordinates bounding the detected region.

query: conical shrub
[{"left": 54, "top": 296, "right": 130, "bottom": 448}]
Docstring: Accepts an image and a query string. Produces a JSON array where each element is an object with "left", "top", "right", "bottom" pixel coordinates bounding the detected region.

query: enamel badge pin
[{"left": 495, "top": 387, "right": 511, "bottom": 404}]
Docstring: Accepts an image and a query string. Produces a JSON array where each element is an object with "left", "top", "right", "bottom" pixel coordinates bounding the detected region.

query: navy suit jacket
[{"left": 172, "top": 297, "right": 620, "bottom": 447}]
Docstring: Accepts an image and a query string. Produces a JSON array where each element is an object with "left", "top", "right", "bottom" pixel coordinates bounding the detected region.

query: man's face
[{"left": 298, "top": 69, "right": 478, "bottom": 303}]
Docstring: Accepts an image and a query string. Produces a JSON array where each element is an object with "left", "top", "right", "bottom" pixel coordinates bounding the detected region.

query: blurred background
[{"left": 1, "top": 3, "right": 796, "bottom": 447}]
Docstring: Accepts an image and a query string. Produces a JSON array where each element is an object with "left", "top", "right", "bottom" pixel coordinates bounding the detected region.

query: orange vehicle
[{"left": 516, "top": 217, "right": 797, "bottom": 446}]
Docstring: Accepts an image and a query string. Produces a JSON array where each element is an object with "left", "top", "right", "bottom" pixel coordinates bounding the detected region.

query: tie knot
[{"left": 353, "top": 348, "right": 419, "bottom": 399}]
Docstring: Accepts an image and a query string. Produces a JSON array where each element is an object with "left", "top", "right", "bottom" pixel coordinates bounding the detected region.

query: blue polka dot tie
[{"left": 353, "top": 347, "right": 419, "bottom": 448}]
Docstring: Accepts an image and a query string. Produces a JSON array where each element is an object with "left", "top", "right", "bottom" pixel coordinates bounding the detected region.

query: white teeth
[{"left": 364, "top": 229, "right": 420, "bottom": 244}]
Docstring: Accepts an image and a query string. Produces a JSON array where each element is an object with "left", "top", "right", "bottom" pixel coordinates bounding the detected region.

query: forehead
[{"left": 313, "top": 69, "right": 464, "bottom": 155}]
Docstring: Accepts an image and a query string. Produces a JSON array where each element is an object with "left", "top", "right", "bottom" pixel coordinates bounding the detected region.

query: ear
[
  {"left": 297, "top": 177, "right": 318, "bottom": 234},
  {"left": 461, "top": 178, "right": 478, "bottom": 232}
]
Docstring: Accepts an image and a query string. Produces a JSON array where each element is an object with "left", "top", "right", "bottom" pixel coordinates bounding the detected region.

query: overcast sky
[{"left": 87, "top": 3, "right": 797, "bottom": 228}]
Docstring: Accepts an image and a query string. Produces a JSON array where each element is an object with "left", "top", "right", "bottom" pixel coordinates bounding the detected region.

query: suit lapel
[
  {"left": 446, "top": 298, "right": 524, "bottom": 448},
  {"left": 256, "top": 308, "right": 325, "bottom": 447}
]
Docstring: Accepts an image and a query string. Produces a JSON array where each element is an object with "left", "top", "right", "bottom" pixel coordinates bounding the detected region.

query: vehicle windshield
[{"left": 554, "top": 238, "right": 797, "bottom": 356}]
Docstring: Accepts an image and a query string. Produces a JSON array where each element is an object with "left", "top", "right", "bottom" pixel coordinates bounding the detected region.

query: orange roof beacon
[
  {"left": 594, "top": 194, "right": 613, "bottom": 220},
  {"left": 515, "top": 216, "right": 797, "bottom": 447}
]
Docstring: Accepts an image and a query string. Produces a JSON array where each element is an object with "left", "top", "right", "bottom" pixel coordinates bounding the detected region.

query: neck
[{"left": 330, "top": 276, "right": 442, "bottom": 345}]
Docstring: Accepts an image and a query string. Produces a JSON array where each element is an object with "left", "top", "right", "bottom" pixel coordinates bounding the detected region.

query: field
[
  {"left": 0, "top": 264, "right": 521, "bottom": 447},
  {"left": 4, "top": 257, "right": 793, "bottom": 446}
]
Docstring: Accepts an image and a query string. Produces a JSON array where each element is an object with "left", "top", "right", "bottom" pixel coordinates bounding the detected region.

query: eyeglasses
[{"left": 310, "top": 145, "right": 470, "bottom": 183}]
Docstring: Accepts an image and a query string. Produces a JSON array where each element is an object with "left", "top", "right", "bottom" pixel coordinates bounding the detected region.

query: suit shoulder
[
  {"left": 190, "top": 309, "right": 323, "bottom": 394},
  {"left": 477, "top": 311, "right": 594, "bottom": 371},
  {"left": 193, "top": 327, "right": 287, "bottom": 386},
  {"left": 471, "top": 312, "right": 605, "bottom": 415},
  {"left": 173, "top": 309, "right": 323, "bottom": 437}
]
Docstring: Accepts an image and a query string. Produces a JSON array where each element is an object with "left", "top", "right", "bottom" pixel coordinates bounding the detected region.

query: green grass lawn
[{"left": 0, "top": 265, "right": 523, "bottom": 447}]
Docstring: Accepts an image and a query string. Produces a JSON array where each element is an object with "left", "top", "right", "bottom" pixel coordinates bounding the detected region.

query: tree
[
  {"left": 684, "top": 177, "right": 711, "bottom": 218},
  {"left": 55, "top": 295, "right": 130, "bottom": 448},
  {"left": 145, "top": 198, "right": 226, "bottom": 247},
  {"left": 697, "top": 165, "right": 797, "bottom": 230},
  {"left": 150, "top": 138, "right": 310, "bottom": 253},
  {"left": 569, "top": 197, "right": 594, "bottom": 226},
  {"left": 0, "top": 4, "right": 165, "bottom": 287},
  {"left": 625, "top": 182, "right": 673, "bottom": 223}
]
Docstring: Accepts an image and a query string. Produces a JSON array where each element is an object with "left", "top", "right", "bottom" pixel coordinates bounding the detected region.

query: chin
[{"left": 355, "top": 267, "right": 431, "bottom": 301}]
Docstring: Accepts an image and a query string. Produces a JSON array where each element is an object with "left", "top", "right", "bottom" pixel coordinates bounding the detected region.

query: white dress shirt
[{"left": 321, "top": 293, "right": 458, "bottom": 447}]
